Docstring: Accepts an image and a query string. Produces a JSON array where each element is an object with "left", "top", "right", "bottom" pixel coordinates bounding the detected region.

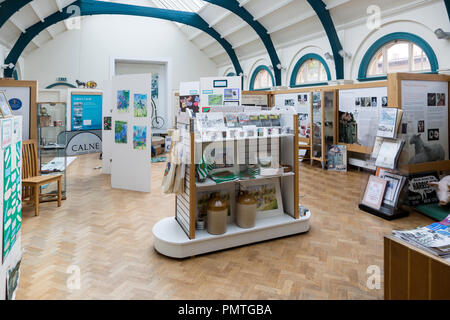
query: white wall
[
  {"left": 218, "top": 1, "right": 450, "bottom": 89},
  {"left": 22, "top": 15, "right": 218, "bottom": 89}
]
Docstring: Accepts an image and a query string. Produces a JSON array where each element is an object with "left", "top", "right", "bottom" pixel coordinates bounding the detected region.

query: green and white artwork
[{"left": 2, "top": 142, "right": 22, "bottom": 262}]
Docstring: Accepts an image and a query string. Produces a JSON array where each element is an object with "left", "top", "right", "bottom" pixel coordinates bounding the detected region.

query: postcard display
[
  {"left": 357, "top": 106, "right": 411, "bottom": 220},
  {"left": 199, "top": 76, "right": 242, "bottom": 111},
  {"left": 110, "top": 74, "right": 152, "bottom": 192},
  {"left": 152, "top": 111, "right": 311, "bottom": 258},
  {"left": 0, "top": 116, "right": 23, "bottom": 300}
]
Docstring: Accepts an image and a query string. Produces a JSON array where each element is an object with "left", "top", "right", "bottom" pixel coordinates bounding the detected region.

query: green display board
[{"left": 2, "top": 142, "right": 22, "bottom": 263}]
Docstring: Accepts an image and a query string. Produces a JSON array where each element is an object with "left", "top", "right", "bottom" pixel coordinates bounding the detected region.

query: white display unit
[
  {"left": 110, "top": 74, "right": 152, "bottom": 192},
  {"left": 1, "top": 116, "right": 23, "bottom": 300},
  {"left": 153, "top": 112, "right": 310, "bottom": 258}
]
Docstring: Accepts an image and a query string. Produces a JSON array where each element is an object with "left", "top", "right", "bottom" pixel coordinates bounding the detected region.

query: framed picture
[
  {"left": 213, "top": 80, "right": 228, "bottom": 88},
  {"left": 0, "top": 91, "right": 13, "bottom": 118},
  {"left": 381, "top": 172, "right": 406, "bottom": 207},
  {"left": 362, "top": 175, "right": 388, "bottom": 210},
  {"left": 224, "top": 88, "right": 240, "bottom": 101},
  {"left": 240, "top": 178, "right": 284, "bottom": 218}
]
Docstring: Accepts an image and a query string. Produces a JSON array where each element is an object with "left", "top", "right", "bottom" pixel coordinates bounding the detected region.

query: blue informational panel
[{"left": 71, "top": 93, "right": 102, "bottom": 131}]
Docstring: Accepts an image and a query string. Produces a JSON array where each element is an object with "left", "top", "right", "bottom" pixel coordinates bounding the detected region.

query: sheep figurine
[
  {"left": 409, "top": 134, "right": 445, "bottom": 164},
  {"left": 429, "top": 176, "right": 450, "bottom": 206}
]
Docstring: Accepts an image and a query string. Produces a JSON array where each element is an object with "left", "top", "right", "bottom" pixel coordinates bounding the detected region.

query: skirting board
[{"left": 152, "top": 213, "right": 311, "bottom": 259}]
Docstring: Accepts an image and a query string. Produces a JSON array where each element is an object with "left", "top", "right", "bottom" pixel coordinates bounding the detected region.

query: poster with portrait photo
[
  {"left": 338, "top": 87, "right": 388, "bottom": 147},
  {"left": 401, "top": 80, "right": 448, "bottom": 164},
  {"left": 428, "top": 128, "right": 439, "bottom": 141},
  {"left": 417, "top": 120, "right": 425, "bottom": 133},
  {"left": 382, "top": 96, "right": 388, "bottom": 107},
  {"left": 371, "top": 97, "right": 378, "bottom": 107},
  {"left": 427, "top": 93, "right": 437, "bottom": 107}
]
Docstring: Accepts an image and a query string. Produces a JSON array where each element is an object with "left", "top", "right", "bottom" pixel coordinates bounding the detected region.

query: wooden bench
[{"left": 22, "top": 140, "right": 62, "bottom": 216}]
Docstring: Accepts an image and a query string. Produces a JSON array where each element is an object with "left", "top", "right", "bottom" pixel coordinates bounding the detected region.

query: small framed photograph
[
  {"left": 0, "top": 91, "right": 13, "bottom": 118},
  {"left": 362, "top": 175, "right": 388, "bottom": 210},
  {"left": 240, "top": 178, "right": 284, "bottom": 218}
]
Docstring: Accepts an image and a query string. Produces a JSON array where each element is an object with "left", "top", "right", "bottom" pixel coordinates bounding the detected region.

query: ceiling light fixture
[{"left": 435, "top": 28, "right": 450, "bottom": 39}]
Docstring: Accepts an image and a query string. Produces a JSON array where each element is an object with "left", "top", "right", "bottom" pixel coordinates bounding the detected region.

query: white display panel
[
  {"left": 401, "top": 80, "right": 449, "bottom": 163},
  {"left": 0, "top": 87, "right": 30, "bottom": 140},
  {"left": 339, "top": 87, "right": 388, "bottom": 147},
  {"left": 179, "top": 81, "right": 200, "bottom": 96},
  {"left": 102, "top": 81, "right": 113, "bottom": 174},
  {"left": 111, "top": 74, "right": 152, "bottom": 192},
  {"left": 199, "top": 76, "right": 242, "bottom": 109}
]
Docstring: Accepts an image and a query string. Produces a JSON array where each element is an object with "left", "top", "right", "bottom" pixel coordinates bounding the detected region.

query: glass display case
[
  {"left": 37, "top": 102, "right": 68, "bottom": 199},
  {"left": 311, "top": 90, "right": 336, "bottom": 169}
]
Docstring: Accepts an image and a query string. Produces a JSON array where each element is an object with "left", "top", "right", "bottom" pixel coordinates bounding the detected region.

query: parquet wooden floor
[{"left": 17, "top": 154, "right": 433, "bottom": 300}]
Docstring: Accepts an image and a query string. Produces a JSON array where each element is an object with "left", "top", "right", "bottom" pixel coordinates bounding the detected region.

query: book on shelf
[
  {"left": 225, "top": 114, "right": 239, "bottom": 128},
  {"left": 259, "top": 114, "right": 271, "bottom": 127},
  {"left": 249, "top": 115, "right": 261, "bottom": 127},
  {"left": 375, "top": 138, "right": 405, "bottom": 170},
  {"left": 393, "top": 214, "right": 450, "bottom": 259},
  {"left": 376, "top": 108, "right": 403, "bottom": 139},
  {"left": 379, "top": 171, "right": 406, "bottom": 207},
  {"left": 237, "top": 113, "right": 250, "bottom": 126}
]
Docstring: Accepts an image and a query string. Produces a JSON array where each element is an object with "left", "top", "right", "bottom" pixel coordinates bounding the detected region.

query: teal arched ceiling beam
[
  {"left": 445, "top": 0, "right": 450, "bottom": 20},
  {"left": 0, "top": 0, "right": 33, "bottom": 30},
  {"left": 306, "top": 0, "right": 344, "bottom": 80},
  {"left": 202, "top": 0, "right": 282, "bottom": 86},
  {"left": 4, "top": 0, "right": 242, "bottom": 78}
]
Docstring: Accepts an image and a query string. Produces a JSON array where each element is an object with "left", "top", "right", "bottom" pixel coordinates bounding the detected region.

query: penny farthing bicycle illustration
[{"left": 151, "top": 97, "right": 165, "bottom": 129}]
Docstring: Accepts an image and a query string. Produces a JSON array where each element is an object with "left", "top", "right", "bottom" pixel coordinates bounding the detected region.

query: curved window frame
[
  {"left": 358, "top": 32, "right": 439, "bottom": 82},
  {"left": 249, "top": 65, "right": 275, "bottom": 91},
  {"left": 289, "top": 53, "right": 331, "bottom": 88}
]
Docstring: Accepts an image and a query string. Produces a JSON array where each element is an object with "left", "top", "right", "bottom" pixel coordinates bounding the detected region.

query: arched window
[
  {"left": 289, "top": 53, "right": 331, "bottom": 88},
  {"left": 359, "top": 32, "right": 438, "bottom": 81},
  {"left": 249, "top": 65, "right": 274, "bottom": 90},
  {"left": 226, "top": 72, "right": 236, "bottom": 77}
]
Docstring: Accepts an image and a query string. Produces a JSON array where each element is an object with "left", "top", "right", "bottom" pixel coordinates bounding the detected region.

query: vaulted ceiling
[{"left": 0, "top": 0, "right": 439, "bottom": 70}]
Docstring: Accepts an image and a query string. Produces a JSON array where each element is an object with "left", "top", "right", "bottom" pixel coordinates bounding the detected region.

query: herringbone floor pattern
[{"left": 16, "top": 154, "right": 432, "bottom": 300}]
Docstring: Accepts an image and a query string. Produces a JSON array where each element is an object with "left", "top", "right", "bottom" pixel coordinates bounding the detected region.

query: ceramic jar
[
  {"left": 236, "top": 191, "right": 257, "bottom": 229},
  {"left": 206, "top": 194, "right": 228, "bottom": 235}
]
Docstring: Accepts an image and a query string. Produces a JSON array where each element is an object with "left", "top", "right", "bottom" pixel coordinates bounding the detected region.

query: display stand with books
[
  {"left": 358, "top": 107, "right": 410, "bottom": 220},
  {"left": 153, "top": 110, "right": 311, "bottom": 258}
]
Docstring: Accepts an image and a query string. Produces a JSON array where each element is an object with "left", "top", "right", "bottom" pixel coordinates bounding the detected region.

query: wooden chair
[{"left": 22, "top": 140, "right": 62, "bottom": 216}]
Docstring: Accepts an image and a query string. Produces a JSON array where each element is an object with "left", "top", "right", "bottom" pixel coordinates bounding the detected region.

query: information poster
[
  {"left": 338, "top": 87, "right": 388, "bottom": 147},
  {"left": 275, "top": 93, "right": 311, "bottom": 138},
  {"left": 0, "top": 86, "right": 30, "bottom": 140},
  {"left": 199, "top": 76, "right": 242, "bottom": 109},
  {"left": 242, "top": 94, "right": 268, "bottom": 108},
  {"left": 401, "top": 80, "right": 448, "bottom": 164},
  {"left": 71, "top": 93, "right": 103, "bottom": 131},
  {"left": 179, "top": 81, "right": 200, "bottom": 114}
]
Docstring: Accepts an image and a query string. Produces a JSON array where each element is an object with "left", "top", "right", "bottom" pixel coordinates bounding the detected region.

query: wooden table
[{"left": 384, "top": 235, "right": 450, "bottom": 300}]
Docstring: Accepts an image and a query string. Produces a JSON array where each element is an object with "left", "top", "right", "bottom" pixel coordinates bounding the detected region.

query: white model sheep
[{"left": 429, "top": 176, "right": 450, "bottom": 206}]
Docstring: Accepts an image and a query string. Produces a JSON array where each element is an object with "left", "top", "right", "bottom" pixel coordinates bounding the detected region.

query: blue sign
[
  {"left": 71, "top": 94, "right": 102, "bottom": 131},
  {"left": 8, "top": 98, "right": 22, "bottom": 111}
]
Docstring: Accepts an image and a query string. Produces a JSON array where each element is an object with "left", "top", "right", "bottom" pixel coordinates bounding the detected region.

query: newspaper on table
[{"left": 393, "top": 214, "right": 450, "bottom": 259}]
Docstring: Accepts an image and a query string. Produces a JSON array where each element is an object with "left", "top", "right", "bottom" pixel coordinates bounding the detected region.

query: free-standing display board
[
  {"left": 68, "top": 90, "right": 103, "bottom": 131},
  {"left": 0, "top": 79, "right": 37, "bottom": 140},
  {"left": 102, "top": 81, "right": 113, "bottom": 175},
  {"left": 1, "top": 116, "right": 22, "bottom": 300},
  {"left": 111, "top": 74, "right": 152, "bottom": 192},
  {"left": 242, "top": 90, "right": 271, "bottom": 108},
  {"left": 199, "top": 76, "right": 242, "bottom": 110},
  {"left": 337, "top": 82, "right": 388, "bottom": 154},
  {"left": 388, "top": 73, "right": 450, "bottom": 173}
]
